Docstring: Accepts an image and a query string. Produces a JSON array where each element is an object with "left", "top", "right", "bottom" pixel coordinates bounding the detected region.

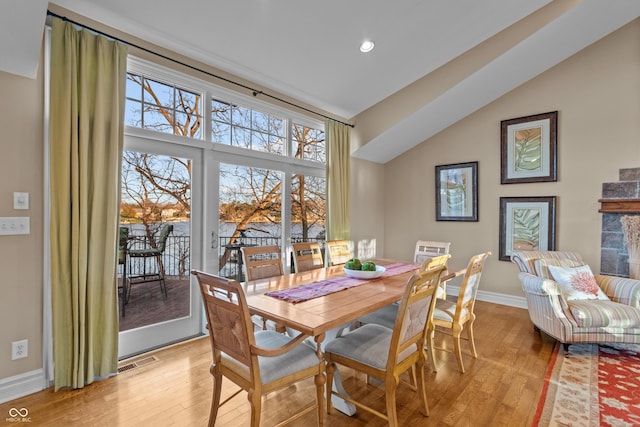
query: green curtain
[
  {"left": 49, "top": 18, "right": 128, "bottom": 390},
  {"left": 325, "top": 120, "right": 351, "bottom": 240}
]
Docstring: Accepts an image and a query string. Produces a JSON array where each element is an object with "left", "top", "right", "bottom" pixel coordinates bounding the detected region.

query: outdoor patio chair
[
  {"left": 126, "top": 223, "right": 173, "bottom": 303},
  {"left": 118, "top": 226, "right": 129, "bottom": 316}
]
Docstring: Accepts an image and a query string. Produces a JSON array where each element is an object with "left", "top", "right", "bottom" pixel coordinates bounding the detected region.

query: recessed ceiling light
[{"left": 360, "top": 40, "right": 375, "bottom": 53}]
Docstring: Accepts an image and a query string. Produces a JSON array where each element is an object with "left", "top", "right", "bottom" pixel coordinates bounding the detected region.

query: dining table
[{"left": 242, "top": 258, "right": 422, "bottom": 416}]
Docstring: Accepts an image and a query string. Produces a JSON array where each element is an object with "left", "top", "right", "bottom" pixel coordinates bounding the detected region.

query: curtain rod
[{"left": 46, "top": 10, "right": 355, "bottom": 128}]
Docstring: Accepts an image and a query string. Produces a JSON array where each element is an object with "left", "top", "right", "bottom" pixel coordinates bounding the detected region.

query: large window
[
  {"left": 125, "top": 65, "right": 326, "bottom": 164},
  {"left": 124, "top": 57, "right": 326, "bottom": 277}
]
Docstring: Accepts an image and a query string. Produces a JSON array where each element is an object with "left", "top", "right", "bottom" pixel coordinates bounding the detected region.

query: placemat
[{"left": 265, "top": 263, "right": 418, "bottom": 303}]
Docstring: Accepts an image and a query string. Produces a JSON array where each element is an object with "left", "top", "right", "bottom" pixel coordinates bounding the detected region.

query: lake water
[{"left": 124, "top": 221, "right": 325, "bottom": 239}]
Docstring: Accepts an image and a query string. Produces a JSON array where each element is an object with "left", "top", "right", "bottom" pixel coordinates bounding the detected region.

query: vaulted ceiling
[{"left": 3, "top": 1, "right": 640, "bottom": 163}]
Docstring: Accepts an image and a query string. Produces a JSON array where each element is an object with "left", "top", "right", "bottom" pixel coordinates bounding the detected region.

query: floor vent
[{"left": 117, "top": 355, "right": 158, "bottom": 373}]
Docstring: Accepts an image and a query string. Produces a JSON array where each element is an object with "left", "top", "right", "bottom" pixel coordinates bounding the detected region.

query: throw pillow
[
  {"left": 534, "top": 258, "right": 583, "bottom": 279},
  {"left": 547, "top": 264, "right": 610, "bottom": 301}
]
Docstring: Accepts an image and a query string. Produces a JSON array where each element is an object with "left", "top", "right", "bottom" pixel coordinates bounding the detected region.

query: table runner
[{"left": 265, "top": 263, "right": 418, "bottom": 303}]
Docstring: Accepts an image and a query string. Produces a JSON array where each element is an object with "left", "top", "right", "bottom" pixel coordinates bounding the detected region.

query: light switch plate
[
  {"left": 13, "top": 192, "right": 29, "bottom": 210},
  {"left": 0, "top": 217, "right": 30, "bottom": 235}
]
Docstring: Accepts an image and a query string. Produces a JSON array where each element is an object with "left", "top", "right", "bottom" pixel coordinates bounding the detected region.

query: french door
[{"left": 118, "top": 135, "right": 203, "bottom": 358}]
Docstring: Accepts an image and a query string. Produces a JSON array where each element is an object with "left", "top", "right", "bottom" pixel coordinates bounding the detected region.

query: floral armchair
[{"left": 511, "top": 251, "right": 640, "bottom": 352}]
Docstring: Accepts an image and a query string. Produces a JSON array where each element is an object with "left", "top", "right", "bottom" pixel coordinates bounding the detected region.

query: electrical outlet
[{"left": 11, "top": 340, "right": 28, "bottom": 360}]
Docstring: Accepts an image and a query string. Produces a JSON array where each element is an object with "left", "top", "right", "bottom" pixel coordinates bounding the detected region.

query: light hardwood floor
[{"left": 1, "top": 300, "right": 556, "bottom": 426}]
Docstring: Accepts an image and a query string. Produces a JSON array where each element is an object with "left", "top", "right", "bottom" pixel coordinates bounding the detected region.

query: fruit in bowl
[
  {"left": 361, "top": 261, "right": 376, "bottom": 271},
  {"left": 343, "top": 259, "right": 385, "bottom": 278},
  {"left": 345, "top": 258, "right": 362, "bottom": 270}
]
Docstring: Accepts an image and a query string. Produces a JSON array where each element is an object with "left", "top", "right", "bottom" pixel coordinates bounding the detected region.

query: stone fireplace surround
[{"left": 599, "top": 167, "right": 640, "bottom": 277}]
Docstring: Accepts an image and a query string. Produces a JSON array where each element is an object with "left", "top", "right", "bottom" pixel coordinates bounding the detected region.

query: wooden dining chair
[
  {"left": 415, "top": 240, "right": 451, "bottom": 297},
  {"left": 241, "top": 245, "right": 285, "bottom": 331},
  {"left": 241, "top": 245, "right": 284, "bottom": 281},
  {"left": 192, "top": 270, "right": 324, "bottom": 427},
  {"left": 325, "top": 240, "right": 353, "bottom": 266},
  {"left": 292, "top": 242, "right": 324, "bottom": 273},
  {"left": 324, "top": 265, "right": 447, "bottom": 426},
  {"left": 356, "top": 254, "right": 452, "bottom": 372},
  {"left": 414, "top": 240, "right": 451, "bottom": 265},
  {"left": 428, "top": 251, "right": 491, "bottom": 373}
]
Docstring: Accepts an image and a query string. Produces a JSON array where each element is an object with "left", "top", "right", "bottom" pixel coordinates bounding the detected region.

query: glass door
[
  {"left": 217, "top": 163, "right": 283, "bottom": 278},
  {"left": 117, "top": 139, "right": 203, "bottom": 358}
]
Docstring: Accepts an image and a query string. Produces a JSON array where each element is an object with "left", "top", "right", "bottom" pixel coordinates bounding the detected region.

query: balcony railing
[
  {"left": 121, "top": 232, "right": 325, "bottom": 281},
  {"left": 125, "top": 235, "right": 191, "bottom": 278}
]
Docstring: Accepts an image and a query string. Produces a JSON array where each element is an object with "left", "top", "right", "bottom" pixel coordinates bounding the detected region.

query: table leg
[
  {"left": 331, "top": 369, "right": 356, "bottom": 416},
  {"left": 315, "top": 324, "right": 357, "bottom": 417}
]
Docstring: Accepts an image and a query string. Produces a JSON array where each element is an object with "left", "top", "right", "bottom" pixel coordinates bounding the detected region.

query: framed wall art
[
  {"left": 500, "top": 111, "right": 558, "bottom": 184},
  {"left": 435, "top": 161, "right": 478, "bottom": 222},
  {"left": 499, "top": 196, "right": 556, "bottom": 261}
]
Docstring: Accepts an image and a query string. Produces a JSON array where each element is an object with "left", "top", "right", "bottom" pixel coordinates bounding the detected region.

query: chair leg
[
  {"left": 385, "top": 375, "right": 399, "bottom": 427},
  {"left": 426, "top": 325, "right": 438, "bottom": 373},
  {"left": 415, "top": 359, "right": 429, "bottom": 417},
  {"left": 156, "top": 254, "right": 168, "bottom": 298},
  {"left": 125, "top": 276, "right": 132, "bottom": 304},
  {"left": 248, "top": 388, "right": 261, "bottom": 427},
  {"left": 314, "top": 373, "right": 325, "bottom": 426},
  {"left": 326, "top": 361, "right": 335, "bottom": 413},
  {"left": 452, "top": 324, "right": 465, "bottom": 373},
  {"left": 408, "top": 365, "right": 417, "bottom": 388},
  {"left": 209, "top": 366, "right": 222, "bottom": 427},
  {"left": 467, "top": 317, "right": 478, "bottom": 359}
]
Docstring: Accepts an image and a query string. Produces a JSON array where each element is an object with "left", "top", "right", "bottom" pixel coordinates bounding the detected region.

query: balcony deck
[{"left": 118, "top": 277, "right": 190, "bottom": 332}]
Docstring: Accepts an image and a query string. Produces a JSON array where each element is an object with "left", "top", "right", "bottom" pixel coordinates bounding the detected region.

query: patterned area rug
[{"left": 532, "top": 342, "right": 640, "bottom": 426}]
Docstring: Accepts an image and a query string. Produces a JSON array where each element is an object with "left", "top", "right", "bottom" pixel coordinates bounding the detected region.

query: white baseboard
[
  {"left": 447, "top": 285, "right": 528, "bottom": 309},
  {"left": 0, "top": 369, "right": 47, "bottom": 404}
]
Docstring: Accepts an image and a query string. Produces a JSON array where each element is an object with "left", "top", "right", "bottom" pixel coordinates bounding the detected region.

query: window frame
[
  {"left": 125, "top": 56, "right": 327, "bottom": 276},
  {"left": 126, "top": 56, "right": 326, "bottom": 169}
]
